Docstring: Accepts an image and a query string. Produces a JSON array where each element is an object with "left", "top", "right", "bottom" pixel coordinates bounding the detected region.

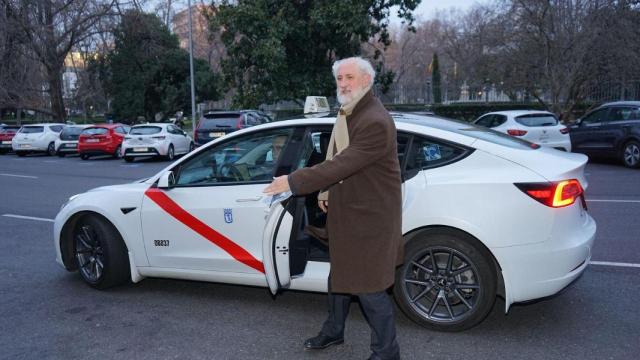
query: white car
[
  {"left": 55, "top": 124, "right": 91, "bottom": 157},
  {"left": 122, "top": 123, "right": 194, "bottom": 162},
  {"left": 54, "top": 113, "right": 595, "bottom": 331},
  {"left": 12, "top": 123, "right": 65, "bottom": 156},
  {"left": 473, "top": 110, "right": 572, "bottom": 151}
]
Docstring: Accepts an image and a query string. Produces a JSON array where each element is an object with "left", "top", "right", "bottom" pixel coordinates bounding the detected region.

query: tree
[
  {"left": 430, "top": 52, "right": 441, "bottom": 104},
  {"left": 212, "top": 0, "right": 420, "bottom": 107},
  {"left": 92, "top": 10, "right": 219, "bottom": 122}
]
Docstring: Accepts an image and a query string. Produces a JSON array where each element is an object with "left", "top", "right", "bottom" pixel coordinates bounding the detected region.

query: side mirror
[{"left": 158, "top": 171, "right": 176, "bottom": 189}]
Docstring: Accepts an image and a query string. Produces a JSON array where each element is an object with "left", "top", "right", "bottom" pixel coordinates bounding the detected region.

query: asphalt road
[{"left": 1, "top": 153, "right": 639, "bottom": 360}]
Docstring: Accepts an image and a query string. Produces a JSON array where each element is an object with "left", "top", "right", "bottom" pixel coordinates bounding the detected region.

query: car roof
[
  {"left": 481, "top": 110, "right": 553, "bottom": 117},
  {"left": 23, "top": 123, "right": 66, "bottom": 126},
  {"left": 86, "top": 123, "right": 124, "bottom": 129},
  {"left": 132, "top": 123, "right": 170, "bottom": 128},
  {"left": 598, "top": 101, "right": 640, "bottom": 107}
]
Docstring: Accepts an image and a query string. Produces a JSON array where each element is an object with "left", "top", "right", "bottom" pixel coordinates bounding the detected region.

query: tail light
[
  {"left": 515, "top": 179, "right": 584, "bottom": 208},
  {"left": 559, "top": 127, "right": 569, "bottom": 134},
  {"left": 507, "top": 129, "right": 528, "bottom": 136},
  {"left": 236, "top": 116, "right": 244, "bottom": 130}
]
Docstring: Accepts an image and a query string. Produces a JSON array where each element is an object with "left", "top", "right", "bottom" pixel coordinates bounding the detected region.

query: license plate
[
  {"left": 20, "top": 144, "right": 31, "bottom": 148},
  {"left": 1, "top": 141, "right": 10, "bottom": 144},
  {"left": 65, "top": 143, "right": 76, "bottom": 148},
  {"left": 86, "top": 139, "right": 99, "bottom": 143},
  {"left": 209, "top": 132, "right": 226, "bottom": 137},
  {"left": 133, "top": 147, "right": 148, "bottom": 152}
]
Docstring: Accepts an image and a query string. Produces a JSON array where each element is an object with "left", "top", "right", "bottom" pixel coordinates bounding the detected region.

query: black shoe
[{"left": 303, "top": 334, "right": 344, "bottom": 350}]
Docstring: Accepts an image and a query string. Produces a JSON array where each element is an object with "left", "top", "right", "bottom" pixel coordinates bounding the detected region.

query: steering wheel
[{"left": 219, "top": 163, "right": 244, "bottom": 181}]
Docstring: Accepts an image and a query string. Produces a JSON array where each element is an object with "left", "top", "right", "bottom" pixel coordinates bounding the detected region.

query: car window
[
  {"left": 113, "top": 126, "right": 124, "bottom": 134},
  {"left": 130, "top": 126, "right": 162, "bottom": 135},
  {"left": 514, "top": 114, "right": 558, "bottom": 127},
  {"left": 474, "top": 115, "right": 494, "bottom": 127},
  {"left": 175, "top": 128, "right": 294, "bottom": 186},
  {"left": 610, "top": 107, "right": 640, "bottom": 121},
  {"left": 492, "top": 115, "right": 507, "bottom": 127},
  {"left": 199, "top": 114, "right": 241, "bottom": 130},
  {"left": 82, "top": 127, "right": 108, "bottom": 135},
  {"left": 581, "top": 108, "right": 608, "bottom": 125},
  {"left": 406, "top": 136, "right": 468, "bottom": 171},
  {"left": 20, "top": 126, "right": 44, "bottom": 133},
  {"left": 1, "top": 126, "right": 21, "bottom": 133},
  {"left": 49, "top": 125, "right": 64, "bottom": 132},
  {"left": 397, "top": 134, "right": 410, "bottom": 169},
  {"left": 60, "top": 127, "right": 84, "bottom": 136}
]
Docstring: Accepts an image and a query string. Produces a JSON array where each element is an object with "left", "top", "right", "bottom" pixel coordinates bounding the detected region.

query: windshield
[
  {"left": 514, "top": 114, "right": 558, "bottom": 127},
  {"left": 82, "top": 127, "right": 108, "bottom": 135},
  {"left": 199, "top": 114, "right": 240, "bottom": 130},
  {"left": 130, "top": 126, "right": 162, "bottom": 135},
  {"left": 20, "top": 126, "right": 44, "bottom": 134},
  {"left": 0, "top": 126, "right": 20, "bottom": 133}
]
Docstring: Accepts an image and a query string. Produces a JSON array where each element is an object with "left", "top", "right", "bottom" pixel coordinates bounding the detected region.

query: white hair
[{"left": 332, "top": 57, "right": 376, "bottom": 87}]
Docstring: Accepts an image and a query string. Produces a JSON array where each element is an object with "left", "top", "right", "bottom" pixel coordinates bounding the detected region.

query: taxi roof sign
[{"left": 304, "top": 96, "right": 330, "bottom": 114}]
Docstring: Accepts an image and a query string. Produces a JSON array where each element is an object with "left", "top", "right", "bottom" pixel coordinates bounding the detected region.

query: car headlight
[{"left": 60, "top": 194, "right": 81, "bottom": 211}]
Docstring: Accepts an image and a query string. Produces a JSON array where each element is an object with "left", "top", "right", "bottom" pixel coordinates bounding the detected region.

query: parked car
[
  {"left": 55, "top": 125, "right": 91, "bottom": 157},
  {"left": 77, "top": 124, "right": 128, "bottom": 160},
  {"left": 473, "top": 110, "right": 571, "bottom": 151},
  {"left": 11, "top": 123, "right": 65, "bottom": 156},
  {"left": 194, "top": 110, "right": 270, "bottom": 146},
  {"left": 569, "top": 101, "right": 640, "bottom": 168},
  {"left": 122, "top": 123, "right": 194, "bottom": 162},
  {"left": 54, "top": 112, "right": 595, "bottom": 332},
  {"left": 0, "top": 125, "right": 21, "bottom": 154}
]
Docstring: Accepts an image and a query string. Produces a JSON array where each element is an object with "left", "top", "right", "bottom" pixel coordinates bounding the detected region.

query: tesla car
[
  {"left": 54, "top": 113, "right": 595, "bottom": 332},
  {"left": 473, "top": 110, "right": 571, "bottom": 151},
  {"left": 11, "top": 123, "right": 65, "bottom": 156},
  {"left": 122, "top": 123, "right": 194, "bottom": 162},
  {"left": 55, "top": 124, "right": 91, "bottom": 157}
]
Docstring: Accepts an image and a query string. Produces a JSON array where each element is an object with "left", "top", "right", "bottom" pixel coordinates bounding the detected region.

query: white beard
[{"left": 336, "top": 84, "right": 369, "bottom": 106}]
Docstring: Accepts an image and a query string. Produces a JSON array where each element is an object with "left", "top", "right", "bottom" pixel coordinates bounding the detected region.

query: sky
[{"left": 408, "top": 0, "right": 486, "bottom": 21}]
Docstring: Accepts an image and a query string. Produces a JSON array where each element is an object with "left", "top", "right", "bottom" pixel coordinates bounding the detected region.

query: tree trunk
[{"left": 48, "top": 63, "right": 66, "bottom": 121}]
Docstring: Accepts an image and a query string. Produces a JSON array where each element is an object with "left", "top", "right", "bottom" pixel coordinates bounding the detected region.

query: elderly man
[{"left": 264, "top": 56, "right": 403, "bottom": 360}]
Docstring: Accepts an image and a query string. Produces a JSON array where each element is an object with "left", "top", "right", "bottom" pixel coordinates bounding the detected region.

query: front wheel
[
  {"left": 73, "top": 215, "right": 130, "bottom": 289},
  {"left": 393, "top": 228, "right": 497, "bottom": 332},
  {"left": 621, "top": 140, "right": 640, "bottom": 168}
]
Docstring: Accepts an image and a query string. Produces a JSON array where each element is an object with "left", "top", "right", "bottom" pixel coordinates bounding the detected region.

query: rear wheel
[
  {"left": 80, "top": 153, "right": 89, "bottom": 160},
  {"left": 621, "top": 140, "right": 640, "bottom": 168},
  {"left": 73, "top": 215, "right": 130, "bottom": 289},
  {"left": 394, "top": 228, "right": 497, "bottom": 332},
  {"left": 165, "top": 144, "right": 174, "bottom": 161},
  {"left": 47, "top": 142, "right": 56, "bottom": 156},
  {"left": 113, "top": 145, "right": 122, "bottom": 159},
  {"left": 188, "top": 142, "right": 195, "bottom": 152},
  {"left": 16, "top": 151, "right": 26, "bottom": 157}
]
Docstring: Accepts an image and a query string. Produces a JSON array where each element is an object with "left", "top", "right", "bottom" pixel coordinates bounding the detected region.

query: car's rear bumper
[
  {"left": 12, "top": 141, "right": 47, "bottom": 152},
  {"left": 493, "top": 210, "right": 596, "bottom": 309},
  {"left": 123, "top": 146, "right": 162, "bottom": 157},
  {"left": 78, "top": 143, "right": 118, "bottom": 155},
  {"left": 537, "top": 139, "right": 572, "bottom": 152}
]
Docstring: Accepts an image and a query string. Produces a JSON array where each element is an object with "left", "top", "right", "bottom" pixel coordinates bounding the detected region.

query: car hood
[{"left": 476, "top": 142, "right": 589, "bottom": 189}]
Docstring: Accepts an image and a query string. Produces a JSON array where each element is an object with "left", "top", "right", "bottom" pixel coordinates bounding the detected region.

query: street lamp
[{"left": 187, "top": 0, "right": 197, "bottom": 135}]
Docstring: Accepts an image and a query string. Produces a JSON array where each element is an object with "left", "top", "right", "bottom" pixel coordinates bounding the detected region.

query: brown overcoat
[{"left": 288, "top": 90, "right": 403, "bottom": 294}]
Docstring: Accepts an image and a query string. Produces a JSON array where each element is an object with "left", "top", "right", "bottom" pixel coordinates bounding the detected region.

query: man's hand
[
  {"left": 318, "top": 200, "right": 328, "bottom": 213},
  {"left": 263, "top": 175, "right": 290, "bottom": 195}
]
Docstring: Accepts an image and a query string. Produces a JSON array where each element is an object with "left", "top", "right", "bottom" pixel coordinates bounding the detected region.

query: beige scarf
[{"left": 318, "top": 86, "right": 370, "bottom": 201}]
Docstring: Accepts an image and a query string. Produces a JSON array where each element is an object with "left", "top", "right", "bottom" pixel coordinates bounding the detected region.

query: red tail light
[
  {"left": 507, "top": 129, "right": 528, "bottom": 136},
  {"left": 236, "top": 116, "right": 244, "bottom": 130},
  {"left": 559, "top": 127, "right": 569, "bottom": 134},
  {"left": 515, "top": 179, "right": 584, "bottom": 208}
]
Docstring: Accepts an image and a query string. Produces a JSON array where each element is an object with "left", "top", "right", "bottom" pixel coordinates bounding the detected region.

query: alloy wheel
[
  {"left": 623, "top": 143, "right": 640, "bottom": 167},
  {"left": 401, "top": 246, "right": 481, "bottom": 323},
  {"left": 75, "top": 225, "right": 105, "bottom": 283}
]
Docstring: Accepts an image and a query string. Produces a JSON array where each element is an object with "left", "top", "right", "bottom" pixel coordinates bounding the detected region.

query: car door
[
  {"left": 167, "top": 125, "right": 186, "bottom": 153},
  {"left": 263, "top": 198, "right": 296, "bottom": 294},
  {"left": 604, "top": 106, "right": 640, "bottom": 151},
  {"left": 571, "top": 108, "right": 610, "bottom": 152},
  {"left": 140, "top": 127, "right": 298, "bottom": 273}
]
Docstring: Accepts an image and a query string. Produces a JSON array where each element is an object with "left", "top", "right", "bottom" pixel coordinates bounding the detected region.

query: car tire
[
  {"left": 73, "top": 214, "right": 130, "bottom": 289},
  {"left": 47, "top": 142, "right": 56, "bottom": 156},
  {"left": 16, "top": 151, "right": 26, "bottom": 157},
  {"left": 189, "top": 142, "right": 195, "bottom": 152},
  {"left": 165, "top": 144, "right": 174, "bottom": 161},
  {"left": 113, "top": 145, "right": 122, "bottom": 159},
  {"left": 393, "top": 228, "right": 497, "bottom": 332},
  {"left": 80, "top": 153, "right": 89, "bottom": 160},
  {"left": 124, "top": 156, "right": 133, "bottom": 163},
  {"left": 621, "top": 140, "right": 640, "bottom": 168}
]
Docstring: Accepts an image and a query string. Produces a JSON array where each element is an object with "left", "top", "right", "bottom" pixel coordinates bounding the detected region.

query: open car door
[{"left": 262, "top": 198, "right": 294, "bottom": 295}]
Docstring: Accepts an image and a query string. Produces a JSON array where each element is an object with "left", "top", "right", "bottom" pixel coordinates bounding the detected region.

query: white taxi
[
  {"left": 122, "top": 123, "right": 194, "bottom": 162},
  {"left": 54, "top": 113, "right": 595, "bottom": 331}
]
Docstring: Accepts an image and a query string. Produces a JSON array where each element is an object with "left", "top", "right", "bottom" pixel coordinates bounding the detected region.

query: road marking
[
  {"left": 0, "top": 173, "right": 38, "bottom": 179},
  {"left": 2, "top": 214, "right": 54, "bottom": 222},
  {"left": 586, "top": 199, "right": 640, "bottom": 203},
  {"left": 43, "top": 160, "right": 60, "bottom": 163},
  {"left": 591, "top": 261, "right": 640, "bottom": 268}
]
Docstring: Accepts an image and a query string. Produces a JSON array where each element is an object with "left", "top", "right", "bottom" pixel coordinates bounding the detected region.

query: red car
[
  {"left": 78, "top": 124, "right": 128, "bottom": 160},
  {"left": 0, "top": 125, "right": 21, "bottom": 154}
]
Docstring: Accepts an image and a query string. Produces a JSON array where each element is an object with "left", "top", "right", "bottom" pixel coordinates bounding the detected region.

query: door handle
[{"left": 236, "top": 196, "right": 263, "bottom": 202}]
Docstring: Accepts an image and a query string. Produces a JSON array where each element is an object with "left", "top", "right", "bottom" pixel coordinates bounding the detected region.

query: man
[{"left": 264, "top": 56, "right": 403, "bottom": 360}]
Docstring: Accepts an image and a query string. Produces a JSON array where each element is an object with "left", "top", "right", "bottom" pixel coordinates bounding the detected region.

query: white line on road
[
  {"left": 0, "top": 173, "right": 38, "bottom": 179},
  {"left": 590, "top": 261, "right": 640, "bottom": 268},
  {"left": 586, "top": 199, "right": 640, "bottom": 203},
  {"left": 2, "top": 214, "right": 54, "bottom": 222}
]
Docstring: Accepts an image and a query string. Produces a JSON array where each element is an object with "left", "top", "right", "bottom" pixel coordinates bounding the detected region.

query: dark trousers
[{"left": 320, "top": 281, "right": 400, "bottom": 360}]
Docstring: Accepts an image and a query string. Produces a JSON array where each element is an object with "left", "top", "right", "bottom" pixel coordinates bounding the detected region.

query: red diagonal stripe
[{"left": 145, "top": 188, "right": 265, "bottom": 274}]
